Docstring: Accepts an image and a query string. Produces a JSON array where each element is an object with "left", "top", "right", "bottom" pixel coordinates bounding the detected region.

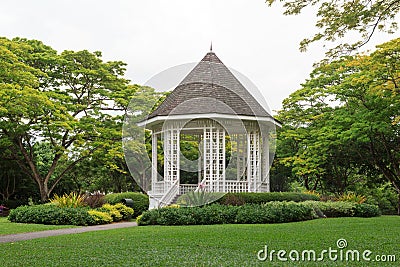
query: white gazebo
[{"left": 138, "top": 50, "right": 281, "bottom": 208}]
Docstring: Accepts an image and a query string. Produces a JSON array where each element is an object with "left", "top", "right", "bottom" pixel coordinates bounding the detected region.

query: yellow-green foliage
[
  {"left": 113, "top": 203, "right": 134, "bottom": 220},
  {"left": 166, "top": 204, "right": 180, "bottom": 208},
  {"left": 50, "top": 192, "right": 86, "bottom": 208},
  {"left": 336, "top": 192, "right": 366, "bottom": 204},
  {"left": 101, "top": 204, "right": 123, "bottom": 222},
  {"left": 136, "top": 214, "right": 143, "bottom": 224},
  {"left": 88, "top": 210, "right": 113, "bottom": 225},
  {"left": 304, "top": 190, "right": 321, "bottom": 199}
]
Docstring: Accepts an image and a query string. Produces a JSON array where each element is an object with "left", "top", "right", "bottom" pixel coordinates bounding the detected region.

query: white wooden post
[
  {"left": 203, "top": 127, "right": 207, "bottom": 189},
  {"left": 262, "top": 131, "right": 270, "bottom": 192},
  {"left": 216, "top": 128, "right": 220, "bottom": 192},
  {"left": 222, "top": 129, "right": 226, "bottom": 192},
  {"left": 151, "top": 132, "right": 158, "bottom": 192},
  {"left": 246, "top": 133, "right": 251, "bottom": 192}
]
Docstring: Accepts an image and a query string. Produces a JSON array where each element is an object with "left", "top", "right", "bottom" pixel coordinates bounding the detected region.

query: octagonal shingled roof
[{"left": 146, "top": 50, "right": 274, "bottom": 120}]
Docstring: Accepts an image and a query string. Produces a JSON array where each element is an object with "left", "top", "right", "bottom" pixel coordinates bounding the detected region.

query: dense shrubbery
[
  {"left": 104, "top": 192, "right": 149, "bottom": 217},
  {"left": 138, "top": 200, "right": 381, "bottom": 226},
  {"left": 8, "top": 205, "right": 94, "bottom": 226},
  {"left": 137, "top": 202, "right": 316, "bottom": 226},
  {"left": 88, "top": 210, "right": 113, "bottom": 225},
  {"left": 216, "top": 192, "right": 320, "bottom": 205},
  {"left": 236, "top": 202, "right": 315, "bottom": 224},
  {"left": 83, "top": 193, "right": 106, "bottom": 208},
  {"left": 353, "top": 203, "right": 382, "bottom": 217},
  {"left": 303, "top": 201, "right": 381, "bottom": 218},
  {"left": 8, "top": 203, "right": 134, "bottom": 226},
  {"left": 363, "top": 184, "right": 398, "bottom": 215},
  {"left": 50, "top": 192, "right": 86, "bottom": 208}
]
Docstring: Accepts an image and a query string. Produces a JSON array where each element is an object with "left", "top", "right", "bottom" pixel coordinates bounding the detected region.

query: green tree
[
  {"left": 268, "top": 0, "right": 400, "bottom": 56},
  {"left": 278, "top": 38, "right": 400, "bottom": 213},
  {"left": 0, "top": 37, "right": 136, "bottom": 201}
]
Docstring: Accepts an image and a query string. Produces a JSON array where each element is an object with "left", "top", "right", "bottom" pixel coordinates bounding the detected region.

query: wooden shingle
[{"left": 148, "top": 51, "right": 272, "bottom": 119}]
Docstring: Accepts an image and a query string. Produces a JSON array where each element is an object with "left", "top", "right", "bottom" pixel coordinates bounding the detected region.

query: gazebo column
[
  {"left": 198, "top": 134, "right": 202, "bottom": 185},
  {"left": 163, "top": 126, "right": 180, "bottom": 192},
  {"left": 151, "top": 132, "right": 158, "bottom": 193},
  {"left": 202, "top": 125, "right": 226, "bottom": 192},
  {"left": 247, "top": 131, "right": 260, "bottom": 192},
  {"left": 246, "top": 133, "right": 251, "bottom": 192},
  {"left": 236, "top": 134, "right": 246, "bottom": 180},
  {"left": 221, "top": 129, "right": 226, "bottom": 192},
  {"left": 261, "top": 131, "right": 270, "bottom": 192}
]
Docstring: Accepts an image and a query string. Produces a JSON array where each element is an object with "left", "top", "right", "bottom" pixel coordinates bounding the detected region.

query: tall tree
[
  {"left": 278, "top": 38, "right": 400, "bottom": 213},
  {"left": 0, "top": 37, "right": 134, "bottom": 201},
  {"left": 267, "top": 0, "right": 400, "bottom": 56}
]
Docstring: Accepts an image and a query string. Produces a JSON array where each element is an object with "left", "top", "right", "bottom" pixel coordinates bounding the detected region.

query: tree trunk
[
  {"left": 38, "top": 181, "right": 49, "bottom": 203},
  {"left": 398, "top": 192, "right": 400, "bottom": 216}
]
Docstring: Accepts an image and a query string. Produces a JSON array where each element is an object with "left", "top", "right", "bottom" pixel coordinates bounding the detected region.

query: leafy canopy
[{"left": 267, "top": 0, "right": 400, "bottom": 56}]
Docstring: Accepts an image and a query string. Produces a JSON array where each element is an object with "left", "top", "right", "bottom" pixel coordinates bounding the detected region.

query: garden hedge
[
  {"left": 303, "top": 201, "right": 381, "bottom": 218},
  {"left": 137, "top": 202, "right": 316, "bottom": 226},
  {"left": 8, "top": 205, "right": 94, "bottom": 226},
  {"left": 137, "top": 201, "right": 381, "bottom": 226},
  {"left": 216, "top": 192, "right": 320, "bottom": 205},
  {"left": 8, "top": 203, "right": 134, "bottom": 226},
  {"left": 104, "top": 192, "right": 149, "bottom": 217}
]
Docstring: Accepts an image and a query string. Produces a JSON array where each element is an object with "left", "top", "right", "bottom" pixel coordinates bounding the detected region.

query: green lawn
[
  {"left": 1, "top": 216, "right": 399, "bottom": 266},
  {"left": 0, "top": 217, "right": 76, "bottom": 236}
]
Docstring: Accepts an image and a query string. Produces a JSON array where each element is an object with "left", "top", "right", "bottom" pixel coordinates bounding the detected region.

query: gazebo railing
[
  {"left": 193, "top": 180, "right": 250, "bottom": 193},
  {"left": 179, "top": 184, "right": 198, "bottom": 195},
  {"left": 159, "top": 179, "right": 179, "bottom": 208},
  {"left": 223, "top": 181, "right": 248, "bottom": 192},
  {"left": 156, "top": 180, "right": 266, "bottom": 195},
  {"left": 152, "top": 181, "right": 165, "bottom": 194}
]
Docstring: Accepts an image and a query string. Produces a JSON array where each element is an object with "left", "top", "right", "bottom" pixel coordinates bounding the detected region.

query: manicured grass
[
  {"left": 0, "top": 217, "right": 76, "bottom": 236},
  {"left": 0, "top": 216, "right": 399, "bottom": 266}
]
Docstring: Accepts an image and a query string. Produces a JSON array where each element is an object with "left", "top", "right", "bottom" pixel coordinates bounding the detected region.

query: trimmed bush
[
  {"left": 217, "top": 192, "right": 320, "bottom": 205},
  {"left": 99, "top": 204, "right": 123, "bottom": 222},
  {"left": 113, "top": 203, "right": 134, "bottom": 220},
  {"left": 236, "top": 202, "right": 314, "bottom": 224},
  {"left": 104, "top": 192, "right": 149, "bottom": 217},
  {"left": 138, "top": 202, "right": 315, "bottom": 226},
  {"left": 8, "top": 203, "right": 136, "bottom": 225},
  {"left": 176, "top": 192, "right": 225, "bottom": 207},
  {"left": 354, "top": 203, "right": 381, "bottom": 217},
  {"left": 8, "top": 205, "right": 94, "bottom": 226},
  {"left": 303, "top": 201, "right": 381, "bottom": 218},
  {"left": 88, "top": 210, "right": 113, "bottom": 224}
]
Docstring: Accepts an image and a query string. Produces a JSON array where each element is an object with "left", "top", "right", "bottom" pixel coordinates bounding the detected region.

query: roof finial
[{"left": 210, "top": 41, "right": 213, "bottom": 52}]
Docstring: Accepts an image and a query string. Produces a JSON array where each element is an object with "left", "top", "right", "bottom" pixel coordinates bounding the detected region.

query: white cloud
[{"left": 0, "top": 0, "right": 397, "bottom": 113}]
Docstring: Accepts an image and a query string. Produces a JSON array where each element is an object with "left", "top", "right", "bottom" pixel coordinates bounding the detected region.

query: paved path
[{"left": 0, "top": 221, "right": 137, "bottom": 244}]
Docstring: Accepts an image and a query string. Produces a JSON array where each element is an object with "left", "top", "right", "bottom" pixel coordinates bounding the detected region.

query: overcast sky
[{"left": 0, "top": 0, "right": 396, "bottom": 113}]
